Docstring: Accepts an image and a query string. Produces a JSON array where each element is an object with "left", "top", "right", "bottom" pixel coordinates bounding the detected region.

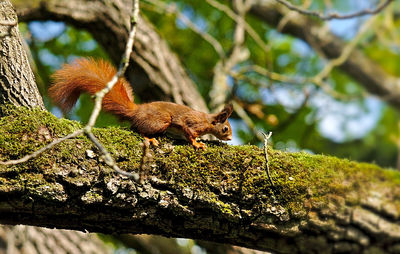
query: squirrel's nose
[{"left": 226, "top": 135, "right": 232, "bottom": 140}]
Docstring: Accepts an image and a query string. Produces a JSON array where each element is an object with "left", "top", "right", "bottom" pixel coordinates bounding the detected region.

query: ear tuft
[{"left": 212, "top": 103, "right": 233, "bottom": 124}]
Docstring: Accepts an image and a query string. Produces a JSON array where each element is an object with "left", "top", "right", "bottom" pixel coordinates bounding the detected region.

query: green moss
[{"left": 1, "top": 105, "right": 400, "bottom": 220}]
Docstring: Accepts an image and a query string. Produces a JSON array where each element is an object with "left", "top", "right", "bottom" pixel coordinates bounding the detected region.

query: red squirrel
[{"left": 48, "top": 58, "right": 233, "bottom": 150}]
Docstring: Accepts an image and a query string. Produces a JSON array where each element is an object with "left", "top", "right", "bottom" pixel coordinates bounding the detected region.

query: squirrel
[{"left": 48, "top": 58, "right": 233, "bottom": 150}]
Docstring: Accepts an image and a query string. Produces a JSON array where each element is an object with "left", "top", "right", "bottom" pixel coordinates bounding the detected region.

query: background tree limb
[{"left": 249, "top": 0, "right": 400, "bottom": 109}]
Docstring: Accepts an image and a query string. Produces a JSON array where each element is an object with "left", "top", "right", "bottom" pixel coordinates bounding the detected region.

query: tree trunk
[
  {"left": 14, "top": 0, "right": 208, "bottom": 112},
  {"left": 0, "top": 0, "right": 44, "bottom": 110},
  {"left": 1, "top": 107, "right": 400, "bottom": 254},
  {"left": 248, "top": 0, "right": 400, "bottom": 109}
]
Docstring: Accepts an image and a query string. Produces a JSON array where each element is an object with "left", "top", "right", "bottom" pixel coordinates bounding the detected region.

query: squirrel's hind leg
[{"left": 135, "top": 113, "right": 171, "bottom": 147}]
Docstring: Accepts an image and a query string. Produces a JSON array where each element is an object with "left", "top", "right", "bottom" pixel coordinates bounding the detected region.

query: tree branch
[
  {"left": 1, "top": 107, "right": 400, "bottom": 253},
  {"left": 274, "top": 0, "right": 393, "bottom": 20}
]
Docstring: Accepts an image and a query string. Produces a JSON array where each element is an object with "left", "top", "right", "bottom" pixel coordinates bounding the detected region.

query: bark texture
[
  {"left": 14, "top": 0, "right": 208, "bottom": 112},
  {"left": 249, "top": 0, "right": 400, "bottom": 109},
  {"left": 0, "top": 0, "right": 44, "bottom": 110},
  {"left": 1, "top": 107, "right": 400, "bottom": 254}
]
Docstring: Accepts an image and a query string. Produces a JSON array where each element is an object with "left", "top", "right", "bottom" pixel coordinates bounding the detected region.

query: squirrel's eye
[{"left": 222, "top": 126, "right": 228, "bottom": 133}]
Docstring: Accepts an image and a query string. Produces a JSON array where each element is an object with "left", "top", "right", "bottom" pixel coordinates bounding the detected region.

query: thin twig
[
  {"left": 232, "top": 100, "right": 264, "bottom": 142},
  {"left": 210, "top": 0, "right": 249, "bottom": 110},
  {"left": 206, "top": 0, "right": 270, "bottom": 53},
  {"left": 86, "top": 0, "right": 139, "bottom": 130},
  {"left": 235, "top": 65, "right": 353, "bottom": 100},
  {"left": 262, "top": 132, "right": 274, "bottom": 186},
  {"left": 311, "top": 15, "right": 377, "bottom": 84},
  {"left": 0, "top": 130, "right": 84, "bottom": 165},
  {"left": 85, "top": 132, "right": 139, "bottom": 179},
  {"left": 274, "top": 0, "right": 393, "bottom": 20},
  {"left": 82, "top": 0, "right": 140, "bottom": 180}
]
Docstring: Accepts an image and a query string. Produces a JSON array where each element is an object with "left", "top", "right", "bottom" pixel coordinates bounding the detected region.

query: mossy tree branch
[{"left": 1, "top": 107, "right": 400, "bottom": 253}]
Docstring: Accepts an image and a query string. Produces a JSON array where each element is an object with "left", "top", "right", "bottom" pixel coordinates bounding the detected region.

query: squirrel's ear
[{"left": 212, "top": 103, "right": 233, "bottom": 124}]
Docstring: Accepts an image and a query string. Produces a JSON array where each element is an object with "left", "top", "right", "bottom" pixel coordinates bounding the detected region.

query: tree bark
[
  {"left": 1, "top": 107, "right": 400, "bottom": 254},
  {"left": 14, "top": 0, "right": 208, "bottom": 112},
  {"left": 0, "top": 0, "right": 44, "bottom": 110},
  {"left": 249, "top": 0, "right": 400, "bottom": 109}
]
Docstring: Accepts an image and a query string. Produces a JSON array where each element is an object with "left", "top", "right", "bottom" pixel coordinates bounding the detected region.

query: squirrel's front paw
[
  {"left": 144, "top": 137, "right": 159, "bottom": 146},
  {"left": 192, "top": 140, "right": 206, "bottom": 150}
]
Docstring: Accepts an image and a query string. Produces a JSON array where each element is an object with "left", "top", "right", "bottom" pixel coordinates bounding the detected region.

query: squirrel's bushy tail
[{"left": 49, "top": 58, "right": 136, "bottom": 119}]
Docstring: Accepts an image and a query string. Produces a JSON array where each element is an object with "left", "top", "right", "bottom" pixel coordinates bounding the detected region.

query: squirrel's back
[{"left": 49, "top": 58, "right": 136, "bottom": 119}]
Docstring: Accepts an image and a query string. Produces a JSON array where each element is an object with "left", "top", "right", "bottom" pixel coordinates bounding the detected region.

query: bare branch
[
  {"left": 0, "top": 130, "right": 84, "bottom": 166},
  {"left": 86, "top": 0, "right": 139, "bottom": 130},
  {"left": 274, "top": 0, "right": 393, "bottom": 20},
  {"left": 235, "top": 65, "right": 358, "bottom": 101},
  {"left": 84, "top": 132, "right": 139, "bottom": 178},
  {"left": 210, "top": 0, "right": 250, "bottom": 110},
  {"left": 206, "top": 0, "right": 270, "bottom": 53},
  {"left": 312, "top": 15, "right": 377, "bottom": 84},
  {"left": 231, "top": 100, "right": 264, "bottom": 142},
  {"left": 262, "top": 132, "right": 273, "bottom": 186},
  {"left": 249, "top": 1, "right": 400, "bottom": 109}
]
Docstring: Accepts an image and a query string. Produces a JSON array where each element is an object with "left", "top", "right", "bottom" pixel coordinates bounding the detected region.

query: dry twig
[
  {"left": 274, "top": 0, "right": 393, "bottom": 20},
  {"left": 262, "top": 132, "right": 274, "bottom": 186},
  {"left": 0, "top": 130, "right": 84, "bottom": 166},
  {"left": 206, "top": 0, "right": 270, "bottom": 53}
]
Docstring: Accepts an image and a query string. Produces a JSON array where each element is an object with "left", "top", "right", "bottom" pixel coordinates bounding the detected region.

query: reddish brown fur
[
  {"left": 49, "top": 58, "right": 233, "bottom": 150},
  {"left": 49, "top": 58, "right": 136, "bottom": 120}
]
